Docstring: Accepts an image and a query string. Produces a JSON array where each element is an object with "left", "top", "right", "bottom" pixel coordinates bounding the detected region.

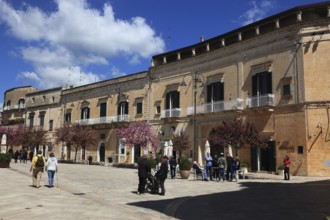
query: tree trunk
[{"left": 74, "top": 146, "right": 78, "bottom": 162}]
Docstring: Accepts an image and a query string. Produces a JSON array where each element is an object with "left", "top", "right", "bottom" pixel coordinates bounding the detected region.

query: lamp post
[{"left": 181, "top": 72, "right": 204, "bottom": 161}]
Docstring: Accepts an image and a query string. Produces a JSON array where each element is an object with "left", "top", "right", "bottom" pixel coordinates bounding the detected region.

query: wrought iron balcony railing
[
  {"left": 187, "top": 98, "right": 243, "bottom": 115},
  {"left": 246, "top": 94, "right": 275, "bottom": 108},
  {"left": 161, "top": 108, "right": 181, "bottom": 118},
  {"left": 75, "top": 115, "right": 130, "bottom": 125}
]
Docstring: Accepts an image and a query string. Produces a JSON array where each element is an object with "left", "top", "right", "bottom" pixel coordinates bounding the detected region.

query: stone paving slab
[{"left": 1, "top": 162, "right": 329, "bottom": 220}]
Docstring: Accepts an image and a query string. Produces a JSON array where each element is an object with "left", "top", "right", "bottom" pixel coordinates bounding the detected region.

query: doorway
[
  {"left": 99, "top": 144, "right": 105, "bottom": 162},
  {"left": 134, "top": 144, "right": 141, "bottom": 163},
  {"left": 251, "top": 141, "right": 276, "bottom": 172}
]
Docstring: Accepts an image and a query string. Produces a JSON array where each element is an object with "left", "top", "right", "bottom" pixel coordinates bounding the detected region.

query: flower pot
[
  {"left": 241, "top": 167, "right": 248, "bottom": 174},
  {"left": 277, "top": 170, "right": 284, "bottom": 176},
  {"left": 0, "top": 161, "right": 10, "bottom": 168},
  {"left": 180, "top": 170, "right": 191, "bottom": 179}
]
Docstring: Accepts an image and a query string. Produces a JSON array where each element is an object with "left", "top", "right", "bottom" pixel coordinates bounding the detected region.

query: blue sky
[{"left": 0, "top": 0, "right": 326, "bottom": 108}]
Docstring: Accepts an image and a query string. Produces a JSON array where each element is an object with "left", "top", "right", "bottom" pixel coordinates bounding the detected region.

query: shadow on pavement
[{"left": 128, "top": 180, "right": 330, "bottom": 220}]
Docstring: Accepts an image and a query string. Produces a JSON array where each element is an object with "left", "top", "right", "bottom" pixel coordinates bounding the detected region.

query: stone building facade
[{"left": 2, "top": 2, "right": 330, "bottom": 176}]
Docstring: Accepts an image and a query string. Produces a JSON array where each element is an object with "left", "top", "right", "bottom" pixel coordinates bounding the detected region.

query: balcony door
[
  {"left": 165, "top": 90, "right": 180, "bottom": 117},
  {"left": 81, "top": 107, "right": 90, "bottom": 120},
  {"left": 252, "top": 71, "right": 272, "bottom": 96},
  {"left": 118, "top": 101, "right": 128, "bottom": 121},
  {"left": 207, "top": 82, "right": 224, "bottom": 113}
]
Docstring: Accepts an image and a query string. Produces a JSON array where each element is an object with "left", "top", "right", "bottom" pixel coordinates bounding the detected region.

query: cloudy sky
[{"left": 0, "top": 0, "right": 324, "bottom": 108}]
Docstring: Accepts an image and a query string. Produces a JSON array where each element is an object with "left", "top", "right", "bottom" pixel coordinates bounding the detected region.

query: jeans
[
  {"left": 219, "top": 167, "right": 225, "bottom": 181},
  {"left": 170, "top": 166, "right": 176, "bottom": 179},
  {"left": 47, "top": 170, "right": 56, "bottom": 186},
  {"left": 206, "top": 166, "right": 212, "bottom": 180},
  {"left": 284, "top": 167, "right": 290, "bottom": 180}
]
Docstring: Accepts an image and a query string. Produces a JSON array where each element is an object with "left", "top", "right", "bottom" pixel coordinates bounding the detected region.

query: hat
[{"left": 220, "top": 153, "right": 224, "bottom": 155}]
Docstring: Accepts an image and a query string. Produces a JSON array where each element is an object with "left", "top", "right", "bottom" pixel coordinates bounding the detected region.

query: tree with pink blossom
[
  {"left": 55, "top": 123, "right": 98, "bottom": 161},
  {"left": 0, "top": 125, "right": 24, "bottom": 151},
  {"left": 116, "top": 121, "right": 159, "bottom": 150}
]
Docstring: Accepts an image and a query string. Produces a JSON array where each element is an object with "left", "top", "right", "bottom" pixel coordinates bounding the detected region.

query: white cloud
[
  {"left": 17, "top": 71, "right": 42, "bottom": 83},
  {"left": 0, "top": 0, "right": 165, "bottom": 89},
  {"left": 237, "top": 0, "right": 276, "bottom": 26}
]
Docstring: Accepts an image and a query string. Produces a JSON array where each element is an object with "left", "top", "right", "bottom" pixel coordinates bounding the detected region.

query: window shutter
[
  {"left": 166, "top": 92, "right": 170, "bottom": 109},
  {"left": 207, "top": 84, "right": 212, "bottom": 102},
  {"left": 252, "top": 75, "right": 258, "bottom": 96},
  {"left": 266, "top": 72, "right": 272, "bottom": 94}
]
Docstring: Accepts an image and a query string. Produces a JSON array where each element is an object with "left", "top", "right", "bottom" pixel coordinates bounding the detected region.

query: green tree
[
  {"left": 209, "top": 119, "right": 266, "bottom": 151},
  {"left": 171, "top": 132, "right": 190, "bottom": 156}
]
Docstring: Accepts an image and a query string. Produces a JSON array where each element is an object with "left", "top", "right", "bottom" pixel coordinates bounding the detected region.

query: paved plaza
[{"left": 1, "top": 162, "right": 330, "bottom": 220}]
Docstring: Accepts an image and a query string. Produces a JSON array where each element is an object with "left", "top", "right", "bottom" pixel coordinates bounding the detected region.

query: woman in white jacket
[{"left": 46, "top": 152, "right": 58, "bottom": 187}]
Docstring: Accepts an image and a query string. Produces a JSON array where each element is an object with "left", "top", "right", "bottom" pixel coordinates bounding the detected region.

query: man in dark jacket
[
  {"left": 169, "top": 156, "right": 177, "bottom": 179},
  {"left": 156, "top": 156, "right": 169, "bottom": 196},
  {"left": 226, "top": 153, "right": 235, "bottom": 181},
  {"left": 137, "top": 155, "right": 151, "bottom": 195}
]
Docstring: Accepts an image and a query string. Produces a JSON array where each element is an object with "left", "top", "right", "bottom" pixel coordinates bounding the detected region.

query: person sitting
[{"left": 193, "top": 161, "right": 208, "bottom": 181}]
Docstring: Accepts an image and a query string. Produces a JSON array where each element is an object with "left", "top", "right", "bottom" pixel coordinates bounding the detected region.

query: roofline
[{"left": 152, "top": 1, "right": 330, "bottom": 58}]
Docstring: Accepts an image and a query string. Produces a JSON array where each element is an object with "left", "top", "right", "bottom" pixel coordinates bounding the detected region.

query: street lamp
[{"left": 181, "top": 72, "right": 205, "bottom": 161}]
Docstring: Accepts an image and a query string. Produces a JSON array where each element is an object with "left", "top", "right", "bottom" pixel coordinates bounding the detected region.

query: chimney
[{"left": 200, "top": 36, "right": 204, "bottom": 42}]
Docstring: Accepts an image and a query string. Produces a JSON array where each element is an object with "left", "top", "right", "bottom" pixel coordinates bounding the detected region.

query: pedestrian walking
[
  {"left": 137, "top": 155, "right": 151, "bottom": 195},
  {"left": 169, "top": 156, "right": 177, "bottom": 179},
  {"left": 29, "top": 150, "right": 34, "bottom": 163},
  {"left": 30, "top": 150, "right": 46, "bottom": 188},
  {"left": 283, "top": 156, "right": 291, "bottom": 180},
  {"left": 14, "top": 150, "right": 19, "bottom": 163},
  {"left": 46, "top": 152, "right": 58, "bottom": 188},
  {"left": 155, "top": 156, "right": 168, "bottom": 196}
]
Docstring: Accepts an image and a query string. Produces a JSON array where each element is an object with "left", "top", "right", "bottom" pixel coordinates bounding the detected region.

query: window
[
  {"left": 39, "top": 114, "right": 45, "bottom": 128},
  {"left": 282, "top": 84, "right": 291, "bottom": 96},
  {"left": 49, "top": 120, "right": 53, "bottom": 131},
  {"left": 207, "top": 82, "right": 224, "bottom": 112},
  {"left": 136, "top": 102, "right": 143, "bottom": 115},
  {"left": 100, "top": 102, "right": 107, "bottom": 117},
  {"left": 65, "top": 112, "right": 71, "bottom": 123},
  {"left": 118, "top": 101, "right": 128, "bottom": 115},
  {"left": 100, "top": 133, "right": 106, "bottom": 139},
  {"left": 42, "top": 95, "right": 46, "bottom": 102},
  {"left": 29, "top": 114, "right": 34, "bottom": 128},
  {"left": 52, "top": 96, "right": 55, "bottom": 103},
  {"left": 81, "top": 107, "right": 90, "bottom": 119},
  {"left": 298, "top": 146, "right": 303, "bottom": 154},
  {"left": 18, "top": 99, "right": 25, "bottom": 109},
  {"left": 165, "top": 90, "right": 180, "bottom": 109},
  {"left": 6, "top": 100, "right": 11, "bottom": 110},
  {"left": 156, "top": 106, "right": 161, "bottom": 114},
  {"left": 119, "top": 139, "right": 126, "bottom": 155},
  {"left": 252, "top": 71, "right": 272, "bottom": 96}
]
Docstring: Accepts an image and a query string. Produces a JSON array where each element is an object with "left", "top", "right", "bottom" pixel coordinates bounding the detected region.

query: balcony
[
  {"left": 187, "top": 99, "right": 244, "bottom": 115},
  {"left": 161, "top": 108, "right": 181, "bottom": 118},
  {"left": 246, "top": 94, "right": 275, "bottom": 108},
  {"left": 3, "top": 104, "right": 26, "bottom": 111},
  {"left": 75, "top": 115, "right": 130, "bottom": 125}
]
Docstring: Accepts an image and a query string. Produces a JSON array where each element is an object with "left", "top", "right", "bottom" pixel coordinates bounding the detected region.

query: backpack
[
  {"left": 35, "top": 156, "right": 44, "bottom": 168},
  {"left": 218, "top": 157, "right": 225, "bottom": 167}
]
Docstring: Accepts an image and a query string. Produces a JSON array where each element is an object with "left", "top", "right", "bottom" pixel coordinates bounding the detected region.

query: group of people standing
[
  {"left": 137, "top": 155, "right": 169, "bottom": 196},
  {"left": 204, "top": 152, "right": 240, "bottom": 182}
]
